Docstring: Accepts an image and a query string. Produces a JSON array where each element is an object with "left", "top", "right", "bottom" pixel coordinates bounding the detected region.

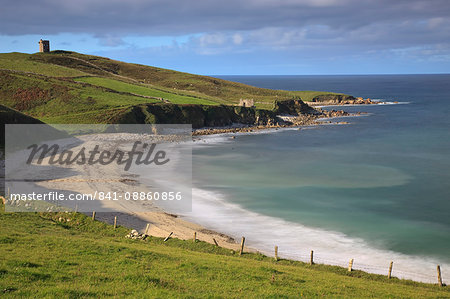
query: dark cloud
[
  {"left": 1, "top": 0, "right": 449, "bottom": 36},
  {"left": 1, "top": 0, "right": 449, "bottom": 65}
]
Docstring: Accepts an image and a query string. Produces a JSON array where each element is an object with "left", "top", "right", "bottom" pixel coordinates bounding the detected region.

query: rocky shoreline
[
  {"left": 308, "top": 97, "right": 392, "bottom": 106},
  {"left": 193, "top": 107, "right": 363, "bottom": 136}
]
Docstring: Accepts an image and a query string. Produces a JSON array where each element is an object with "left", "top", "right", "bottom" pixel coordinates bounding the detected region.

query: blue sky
[{"left": 1, "top": 0, "right": 449, "bottom": 75}]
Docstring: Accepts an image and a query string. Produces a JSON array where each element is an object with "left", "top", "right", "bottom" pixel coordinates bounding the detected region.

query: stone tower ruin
[{"left": 38, "top": 39, "right": 50, "bottom": 52}]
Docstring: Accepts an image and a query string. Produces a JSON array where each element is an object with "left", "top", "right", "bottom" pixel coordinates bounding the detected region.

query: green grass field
[
  {"left": 75, "top": 76, "right": 219, "bottom": 105},
  {"left": 0, "top": 202, "right": 448, "bottom": 298},
  {"left": 0, "top": 70, "right": 161, "bottom": 123}
]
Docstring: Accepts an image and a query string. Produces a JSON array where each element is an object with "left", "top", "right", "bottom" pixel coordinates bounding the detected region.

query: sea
[{"left": 187, "top": 74, "right": 450, "bottom": 283}]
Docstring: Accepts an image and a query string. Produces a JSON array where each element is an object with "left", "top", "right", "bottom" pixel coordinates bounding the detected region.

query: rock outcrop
[
  {"left": 310, "top": 94, "right": 374, "bottom": 105},
  {"left": 274, "top": 98, "right": 319, "bottom": 115},
  {"left": 321, "top": 109, "right": 351, "bottom": 118},
  {"left": 125, "top": 229, "right": 148, "bottom": 240}
]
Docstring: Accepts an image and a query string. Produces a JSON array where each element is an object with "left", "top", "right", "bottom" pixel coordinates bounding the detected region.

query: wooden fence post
[
  {"left": 348, "top": 259, "right": 354, "bottom": 272},
  {"left": 310, "top": 250, "right": 314, "bottom": 265},
  {"left": 193, "top": 232, "right": 197, "bottom": 242},
  {"left": 239, "top": 237, "right": 245, "bottom": 256},
  {"left": 274, "top": 246, "right": 278, "bottom": 261},
  {"left": 388, "top": 261, "right": 393, "bottom": 279},
  {"left": 113, "top": 216, "right": 117, "bottom": 229},
  {"left": 92, "top": 211, "right": 96, "bottom": 221},
  {"left": 164, "top": 232, "right": 173, "bottom": 242},
  {"left": 437, "top": 265, "right": 443, "bottom": 287},
  {"left": 74, "top": 204, "right": 78, "bottom": 214},
  {"left": 213, "top": 238, "right": 219, "bottom": 246},
  {"left": 144, "top": 223, "right": 150, "bottom": 236}
]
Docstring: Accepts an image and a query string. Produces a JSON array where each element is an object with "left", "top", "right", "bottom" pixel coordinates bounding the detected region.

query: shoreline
[
  {"left": 94, "top": 111, "right": 358, "bottom": 252},
  {"left": 166, "top": 101, "right": 447, "bottom": 284},
  {"left": 193, "top": 107, "right": 364, "bottom": 136},
  {"left": 191, "top": 98, "right": 398, "bottom": 136},
  {"left": 307, "top": 98, "right": 393, "bottom": 106},
  {"left": 182, "top": 184, "right": 448, "bottom": 284},
  {"left": 1, "top": 108, "right": 359, "bottom": 253},
  {"left": 186, "top": 111, "right": 449, "bottom": 284},
  {"left": 21, "top": 134, "right": 249, "bottom": 252},
  {"left": 6, "top": 100, "right": 444, "bottom": 284}
]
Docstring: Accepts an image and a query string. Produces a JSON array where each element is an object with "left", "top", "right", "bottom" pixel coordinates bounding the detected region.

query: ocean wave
[
  {"left": 192, "top": 127, "right": 303, "bottom": 146},
  {"left": 317, "top": 100, "right": 410, "bottom": 108},
  {"left": 182, "top": 187, "right": 448, "bottom": 283},
  {"left": 371, "top": 99, "right": 410, "bottom": 105}
]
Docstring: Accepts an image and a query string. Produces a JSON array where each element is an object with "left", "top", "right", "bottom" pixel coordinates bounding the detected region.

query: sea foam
[{"left": 180, "top": 186, "right": 448, "bottom": 284}]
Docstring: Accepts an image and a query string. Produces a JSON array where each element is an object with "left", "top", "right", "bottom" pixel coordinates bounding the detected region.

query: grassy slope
[
  {"left": 29, "top": 51, "right": 345, "bottom": 105},
  {"left": 0, "top": 53, "right": 88, "bottom": 77},
  {"left": 0, "top": 70, "right": 159, "bottom": 123},
  {"left": 0, "top": 52, "right": 345, "bottom": 115},
  {"left": 0, "top": 204, "right": 448, "bottom": 298},
  {"left": 74, "top": 76, "right": 218, "bottom": 105}
]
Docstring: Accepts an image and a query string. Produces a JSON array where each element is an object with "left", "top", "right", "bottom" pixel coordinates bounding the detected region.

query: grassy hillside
[
  {"left": 0, "top": 70, "right": 160, "bottom": 123},
  {"left": 0, "top": 52, "right": 88, "bottom": 77},
  {"left": 0, "top": 51, "right": 346, "bottom": 124},
  {"left": 0, "top": 202, "right": 447, "bottom": 298},
  {"left": 74, "top": 76, "right": 218, "bottom": 105}
]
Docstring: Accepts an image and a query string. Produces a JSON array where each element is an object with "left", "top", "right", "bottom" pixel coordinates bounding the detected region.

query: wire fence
[{"left": 265, "top": 248, "right": 445, "bottom": 285}]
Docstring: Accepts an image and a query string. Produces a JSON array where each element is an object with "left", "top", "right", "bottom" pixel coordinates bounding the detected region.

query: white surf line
[{"left": 181, "top": 187, "right": 448, "bottom": 284}]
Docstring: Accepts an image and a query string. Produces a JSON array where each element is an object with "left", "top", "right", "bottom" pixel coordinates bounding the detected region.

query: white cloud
[
  {"left": 198, "top": 33, "right": 227, "bottom": 47},
  {"left": 232, "top": 34, "right": 243, "bottom": 45},
  {"left": 96, "top": 34, "right": 125, "bottom": 47}
]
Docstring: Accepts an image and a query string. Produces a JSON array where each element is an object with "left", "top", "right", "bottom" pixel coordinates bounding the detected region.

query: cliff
[
  {"left": 111, "top": 104, "right": 279, "bottom": 129},
  {"left": 311, "top": 94, "right": 357, "bottom": 104},
  {"left": 274, "top": 98, "right": 319, "bottom": 115}
]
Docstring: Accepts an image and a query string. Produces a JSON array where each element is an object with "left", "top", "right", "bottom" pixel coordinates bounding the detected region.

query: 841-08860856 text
[{"left": 8, "top": 191, "right": 183, "bottom": 201}]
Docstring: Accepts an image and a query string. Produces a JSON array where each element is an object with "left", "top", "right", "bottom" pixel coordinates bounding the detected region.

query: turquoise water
[{"left": 190, "top": 75, "right": 450, "bottom": 282}]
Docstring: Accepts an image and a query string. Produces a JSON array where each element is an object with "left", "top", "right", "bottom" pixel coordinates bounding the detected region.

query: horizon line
[{"left": 211, "top": 73, "right": 450, "bottom": 76}]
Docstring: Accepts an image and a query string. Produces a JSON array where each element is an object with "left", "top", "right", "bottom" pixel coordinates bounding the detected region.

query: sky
[{"left": 1, "top": 0, "right": 450, "bottom": 75}]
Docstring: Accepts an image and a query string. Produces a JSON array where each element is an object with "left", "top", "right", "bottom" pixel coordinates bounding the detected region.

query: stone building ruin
[
  {"left": 239, "top": 99, "right": 254, "bottom": 107},
  {"left": 38, "top": 39, "right": 50, "bottom": 52}
]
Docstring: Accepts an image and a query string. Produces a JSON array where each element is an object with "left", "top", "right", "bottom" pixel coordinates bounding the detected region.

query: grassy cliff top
[
  {"left": 0, "top": 203, "right": 448, "bottom": 298},
  {"left": 0, "top": 51, "right": 346, "bottom": 123}
]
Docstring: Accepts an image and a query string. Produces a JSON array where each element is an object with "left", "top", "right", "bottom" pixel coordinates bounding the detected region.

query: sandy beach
[{"left": 18, "top": 132, "right": 247, "bottom": 252}]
